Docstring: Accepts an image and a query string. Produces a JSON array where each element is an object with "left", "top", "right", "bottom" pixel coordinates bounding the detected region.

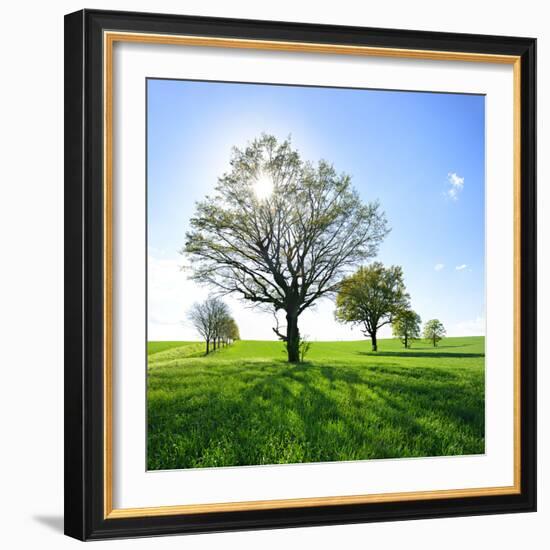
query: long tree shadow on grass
[
  {"left": 311, "top": 363, "right": 483, "bottom": 458},
  {"left": 280, "top": 364, "right": 434, "bottom": 461},
  {"left": 147, "top": 360, "right": 485, "bottom": 470},
  {"left": 358, "top": 351, "right": 485, "bottom": 359}
]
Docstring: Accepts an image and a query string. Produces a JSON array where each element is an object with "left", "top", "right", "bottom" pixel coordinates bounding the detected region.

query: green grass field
[
  {"left": 147, "top": 337, "right": 485, "bottom": 470},
  {"left": 147, "top": 341, "right": 203, "bottom": 356}
]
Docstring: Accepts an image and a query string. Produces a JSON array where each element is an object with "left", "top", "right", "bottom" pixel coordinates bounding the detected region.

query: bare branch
[{"left": 183, "top": 134, "right": 389, "bottom": 361}]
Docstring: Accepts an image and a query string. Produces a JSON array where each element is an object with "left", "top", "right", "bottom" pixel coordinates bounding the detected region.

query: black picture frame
[{"left": 64, "top": 8, "right": 536, "bottom": 541}]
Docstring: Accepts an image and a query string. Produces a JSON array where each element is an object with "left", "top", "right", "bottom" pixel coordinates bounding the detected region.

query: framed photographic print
[{"left": 64, "top": 9, "right": 536, "bottom": 541}]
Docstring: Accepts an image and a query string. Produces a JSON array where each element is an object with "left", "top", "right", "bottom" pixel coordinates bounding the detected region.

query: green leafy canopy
[
  {"left": 335, "top": 262, "right": 410, "bottom": 337},
  {"left": 392, "top": 309, "right": 422, "bottom": 348},
  {"left": 423, "top": 319, "right": 446, "bottom": 346}
]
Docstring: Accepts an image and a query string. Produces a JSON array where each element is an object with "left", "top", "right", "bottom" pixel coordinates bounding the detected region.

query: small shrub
[{"left": 299, "top": 336, "right": 312, "bottom": 363}]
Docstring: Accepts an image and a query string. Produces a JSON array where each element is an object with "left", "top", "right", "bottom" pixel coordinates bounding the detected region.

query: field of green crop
[
  {"left": 147, "top": 341, "right": 202, "bottom": 356},
  {"left": 147, "top": 337, "right": 485, "bottom": 470}
]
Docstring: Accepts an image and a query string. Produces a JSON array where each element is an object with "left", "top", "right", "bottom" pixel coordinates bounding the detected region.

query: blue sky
[{"left": 147, "top": 78, "right": 485, "bottom": 341}]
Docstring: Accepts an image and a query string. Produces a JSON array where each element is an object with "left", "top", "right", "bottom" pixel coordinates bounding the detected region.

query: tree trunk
[
  {"left": 404, "top": 333, "right": 408, "bottom": 349},
  {"left": 433, "top": 335, "right": 436, "bottom": 347},
  {"left": 206, "top": 339, "right": 209, "bottom": 355},
  {"left": 286, "top": 312, "right": 300, "bottom": 363},
  {"left": 371, "top": 331, "right": 377, "bottom": 352}
]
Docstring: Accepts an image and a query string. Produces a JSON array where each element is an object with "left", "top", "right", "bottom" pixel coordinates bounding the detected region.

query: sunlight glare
[{"left": 252, "top": 170, "right": 274, "bottom": 200}]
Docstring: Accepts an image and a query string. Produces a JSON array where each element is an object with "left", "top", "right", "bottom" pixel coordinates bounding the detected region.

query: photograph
[{"left": 146, "top": 78, "right": 486, "bottom": 471}]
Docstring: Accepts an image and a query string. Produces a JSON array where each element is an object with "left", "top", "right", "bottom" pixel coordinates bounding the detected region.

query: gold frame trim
[{"left": 103, "top": 31, "right": 522, "bottom": 519}]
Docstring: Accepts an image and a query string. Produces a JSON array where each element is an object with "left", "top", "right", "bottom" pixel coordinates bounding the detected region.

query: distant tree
[
  {"left": 423, "top": 319, "right": 446, "bottom": 347},
  {"left": 335, "top": 263, "right": 410, "bottom": 351},
  {"left": 227, "top": 318, "right": 240, "bottom": 343},
  {"left": 183, "top": 134, "right": 389, "bottom": 362},
  {"left": 218, "top": 314, "right": 238, "bottom": 346},
  {"left": 187, "top": 300, "right": 215, "bottom": 354},
  {"left": 210, "top": 299, "right": 231, "bottom": 350},
  {"left": 187, "top": 297, "right": 232, "bottom": 354},
  {"left": 219, "top": 316, "right": 231, "bottom": 346},
  {"left": 392, "top": 309, "right": 422, "bottom": 348}
]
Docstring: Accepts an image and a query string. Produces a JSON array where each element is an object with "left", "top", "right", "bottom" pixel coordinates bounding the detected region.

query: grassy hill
[
  {"left": 147, "top": 337, "right": 485, "bottom": 470},
  {"left": 147, "top": 340, "right": 204, "bottom": 356}
]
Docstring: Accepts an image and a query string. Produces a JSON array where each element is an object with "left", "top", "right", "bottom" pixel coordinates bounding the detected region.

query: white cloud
[
  {"left": 147, "top": 253, "right": 378, "bottom": 341},
  {"left": 448, "top": 172, "right": 465, "bottom": 188},
  {"left": 453, "top": 316, "right": 485, "bottom": 336},
  {"left": 147, "top": 255, "right": 209, "bottom": 340},
  {"left": 148, "top": 253, "right": 481, "bottom": 343},
  {"left": 446, "top": 172, "right": 464, "bottom": 200}
]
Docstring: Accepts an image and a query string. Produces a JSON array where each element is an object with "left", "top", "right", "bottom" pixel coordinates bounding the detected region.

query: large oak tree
[{"left": 184, "top": 135, "right": 388, "bottom": 362}]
